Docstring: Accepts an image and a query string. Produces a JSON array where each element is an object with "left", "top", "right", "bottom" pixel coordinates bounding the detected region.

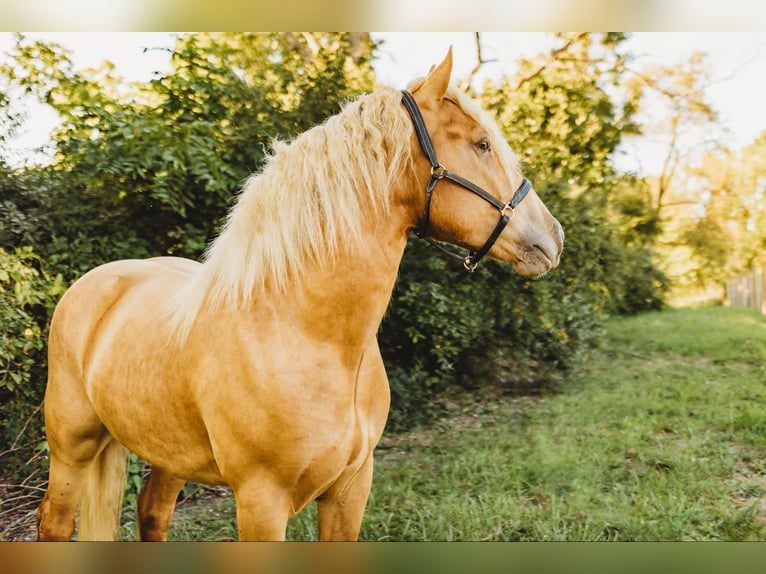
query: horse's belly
[{"left": 86, "top": 362, "right": 223, "bottom": 482}]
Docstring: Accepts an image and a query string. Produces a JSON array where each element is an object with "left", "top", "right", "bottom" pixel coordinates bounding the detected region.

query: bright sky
[{"left": 2, "top": 32, "right": 766, "bottom": 173}]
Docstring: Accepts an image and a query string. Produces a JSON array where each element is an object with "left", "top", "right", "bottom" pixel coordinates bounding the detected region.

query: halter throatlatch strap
[{"left": 400, "top": 90, "right": 531, "bottom": 271}]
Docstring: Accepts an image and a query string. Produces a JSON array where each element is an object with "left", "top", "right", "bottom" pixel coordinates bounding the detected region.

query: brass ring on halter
[
  {"left": 431, "top": 164, "right": 447, "bottom": 179},
  {"left": 501, "top": 202, "right": 515, "bottom": 220},
  {"left": 463, "top": 257, "right": 478, "bottom": 272}
]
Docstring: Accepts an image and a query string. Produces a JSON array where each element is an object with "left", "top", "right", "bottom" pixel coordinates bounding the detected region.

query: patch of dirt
[
  {"left": 0, "top": 483, "right": 237, "bottom": 542},
  {"left": 170, "top": 485, "right": 234, "bottom": 520},
  {"left": 0, "top": 484, "right": 41, "bottom": 541}
]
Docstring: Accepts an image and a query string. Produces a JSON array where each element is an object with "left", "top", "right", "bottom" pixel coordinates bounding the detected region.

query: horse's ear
[{"left": 419, "top": 47, "right": 453, "bottom": 101}]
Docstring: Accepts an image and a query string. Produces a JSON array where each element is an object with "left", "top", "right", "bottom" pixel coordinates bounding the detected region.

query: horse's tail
[{"left": 78, "top": 439, "right": 129, "bottom": 541}]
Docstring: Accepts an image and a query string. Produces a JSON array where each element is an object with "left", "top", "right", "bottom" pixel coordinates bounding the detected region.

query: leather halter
[{"left": 401, "top": 90, "right": 531, "bottom": 271}]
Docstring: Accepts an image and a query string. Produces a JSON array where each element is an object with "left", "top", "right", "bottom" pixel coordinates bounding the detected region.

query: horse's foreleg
[
  {"left": 232, "top": 478, "right": 291, "bottom": 541},
  {"left": 316, "top": 455, "right": 374, "bottom": 541},
  {"left": 137, "top": 467, "right": 186, "bottom": 541}
]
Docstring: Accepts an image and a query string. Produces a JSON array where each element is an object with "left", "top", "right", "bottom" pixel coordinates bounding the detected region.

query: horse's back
[{"left": 66, "top": 256, "right": 200, "bottom": 294}]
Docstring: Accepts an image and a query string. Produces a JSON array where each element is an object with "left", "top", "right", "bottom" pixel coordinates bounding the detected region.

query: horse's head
[{"left": 403, "top": 49, "right": 564, "bottom": 278}]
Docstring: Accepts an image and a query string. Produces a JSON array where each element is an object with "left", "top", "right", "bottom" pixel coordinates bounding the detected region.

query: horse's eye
[{"left": 476, "top": 140, "right": 492, "bottom": 153}]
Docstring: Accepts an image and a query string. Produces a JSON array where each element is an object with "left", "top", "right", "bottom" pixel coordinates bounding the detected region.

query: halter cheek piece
[{"left": 400, "top": 90, "right": 531, "bottom": 272}]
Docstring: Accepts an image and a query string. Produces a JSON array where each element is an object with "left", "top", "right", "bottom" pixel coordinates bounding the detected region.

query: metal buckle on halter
[{"left": 463, "top": 257, "right": 479, "bottom": 272}]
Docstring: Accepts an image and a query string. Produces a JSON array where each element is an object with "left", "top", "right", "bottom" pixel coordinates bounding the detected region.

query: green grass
[{"left": 149, "top": 307, "right": 766, "bottom": 541}]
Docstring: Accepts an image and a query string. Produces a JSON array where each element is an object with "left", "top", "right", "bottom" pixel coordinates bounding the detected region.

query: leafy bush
[
  {"left": 0, "top": 247, "right": 65, "bottom": 478},
  {"left": 381, "top": 232, "right": 609, "bottom": 431}
]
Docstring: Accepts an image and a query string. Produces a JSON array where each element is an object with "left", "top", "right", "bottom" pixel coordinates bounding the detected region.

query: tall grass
[{"left": 162, "top": 307, "right": 766, "bottom": 540}]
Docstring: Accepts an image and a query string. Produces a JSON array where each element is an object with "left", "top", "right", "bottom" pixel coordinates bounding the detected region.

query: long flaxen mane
[{"left": 169, "top": 86, "right": 413, "bottom": 339}]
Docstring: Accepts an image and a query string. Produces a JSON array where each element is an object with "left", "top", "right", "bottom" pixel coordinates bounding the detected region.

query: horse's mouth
[{"left": 513, "top": 245, "right": 559, "bottom": 278}]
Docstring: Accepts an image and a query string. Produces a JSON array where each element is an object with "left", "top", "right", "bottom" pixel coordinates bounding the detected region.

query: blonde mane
[{"left": 169, "top": 86, "right": 413, "bottom": 339}]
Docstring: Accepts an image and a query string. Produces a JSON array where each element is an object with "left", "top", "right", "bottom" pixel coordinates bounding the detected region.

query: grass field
[
  {"left": 4, "top": 307, "right": 764, "bottom": 542},
  {"left": 127, "top": 306, "right": 766, "bottom": 541},
  {"left": 0, "top": 305, "right": 749, "bottom": 542}
]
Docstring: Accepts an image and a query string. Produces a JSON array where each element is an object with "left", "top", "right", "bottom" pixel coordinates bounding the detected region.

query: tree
[
  {"left": 615, "top": 49, "right": 728, "bottom": 300},
  {"left": 674, "top": 133, "right": 766, "bottom": 291},
  {"left": 1, "top": 33, "right": 379, "bottom": 271},
  {"left": 623, "top": 52, "right": 718, "bottom": 213},
  {"left": 615, "top": 48, "right": 765, "bottom": 298},
  {"left": 479, "top": 33, "right": 666, "bottom": 315}
]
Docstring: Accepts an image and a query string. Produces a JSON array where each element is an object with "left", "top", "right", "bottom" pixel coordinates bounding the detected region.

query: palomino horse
[{"left": 36, "top": 49, "right": 563, "bottom": 541}]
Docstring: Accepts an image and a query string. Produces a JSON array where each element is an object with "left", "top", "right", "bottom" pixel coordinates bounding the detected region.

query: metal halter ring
[
  {"left": 431, "top": 164, "right": 447, "bottom": 179},
  {"left": 501, "top": 202, "right": 516, "bottom": 220},
  {"left": 463, "top": 257, "right": 479, "bottom": 272}
]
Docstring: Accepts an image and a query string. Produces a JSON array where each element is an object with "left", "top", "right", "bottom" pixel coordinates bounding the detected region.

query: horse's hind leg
[
  {"left": 137, "top": 467, "right": 185, "bottom": 541},
  {"left": 36, "top": 453, "right": 94, "bottom": 540},
  {"left": 36, "top": 347, "right": 109, "bottom": 541},
  {"left": 36, "top": 415, "right": 108, "bottom": 541}
]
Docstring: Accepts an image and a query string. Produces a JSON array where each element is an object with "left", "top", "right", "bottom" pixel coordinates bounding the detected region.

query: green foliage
[
  {"left": 2, "top": 33, "right": 378, "bottom": 271},
  {"left": 124, "top": 453, "right": 147, "bottom": 505},
  {"left": 0, "top": 248, "right": 47, "bottom": 397},
  {"left": 380, "top": 241, "right": 497, "bottom": 429},
  {"left": 0, "top": 88, "right": 21, "bottom": 153},
  {"left": 0, "top": 247, "right": 65, "bottom": 477},
  {"left": 1, "top": 166, "right": 154, "bottom": 281},
  {"left": 678, "top": 133, "right": 766, "bottom": 287},
  {"left": 0, "top": 33, "right": 671, "bottom": 490}
]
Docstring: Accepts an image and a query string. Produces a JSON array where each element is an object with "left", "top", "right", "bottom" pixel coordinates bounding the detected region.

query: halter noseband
[{"left": 401, "top": 90, "right": 531, "bottom": 272}]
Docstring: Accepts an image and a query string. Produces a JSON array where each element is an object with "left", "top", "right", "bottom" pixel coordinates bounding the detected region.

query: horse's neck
[{"left": 279, "top": 205, "right": 412, "bottom": 348}]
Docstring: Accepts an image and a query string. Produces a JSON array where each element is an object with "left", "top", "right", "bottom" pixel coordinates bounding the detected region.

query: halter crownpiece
[{"left": 400, "top": 90, "right": 531, "bottom": 272}]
